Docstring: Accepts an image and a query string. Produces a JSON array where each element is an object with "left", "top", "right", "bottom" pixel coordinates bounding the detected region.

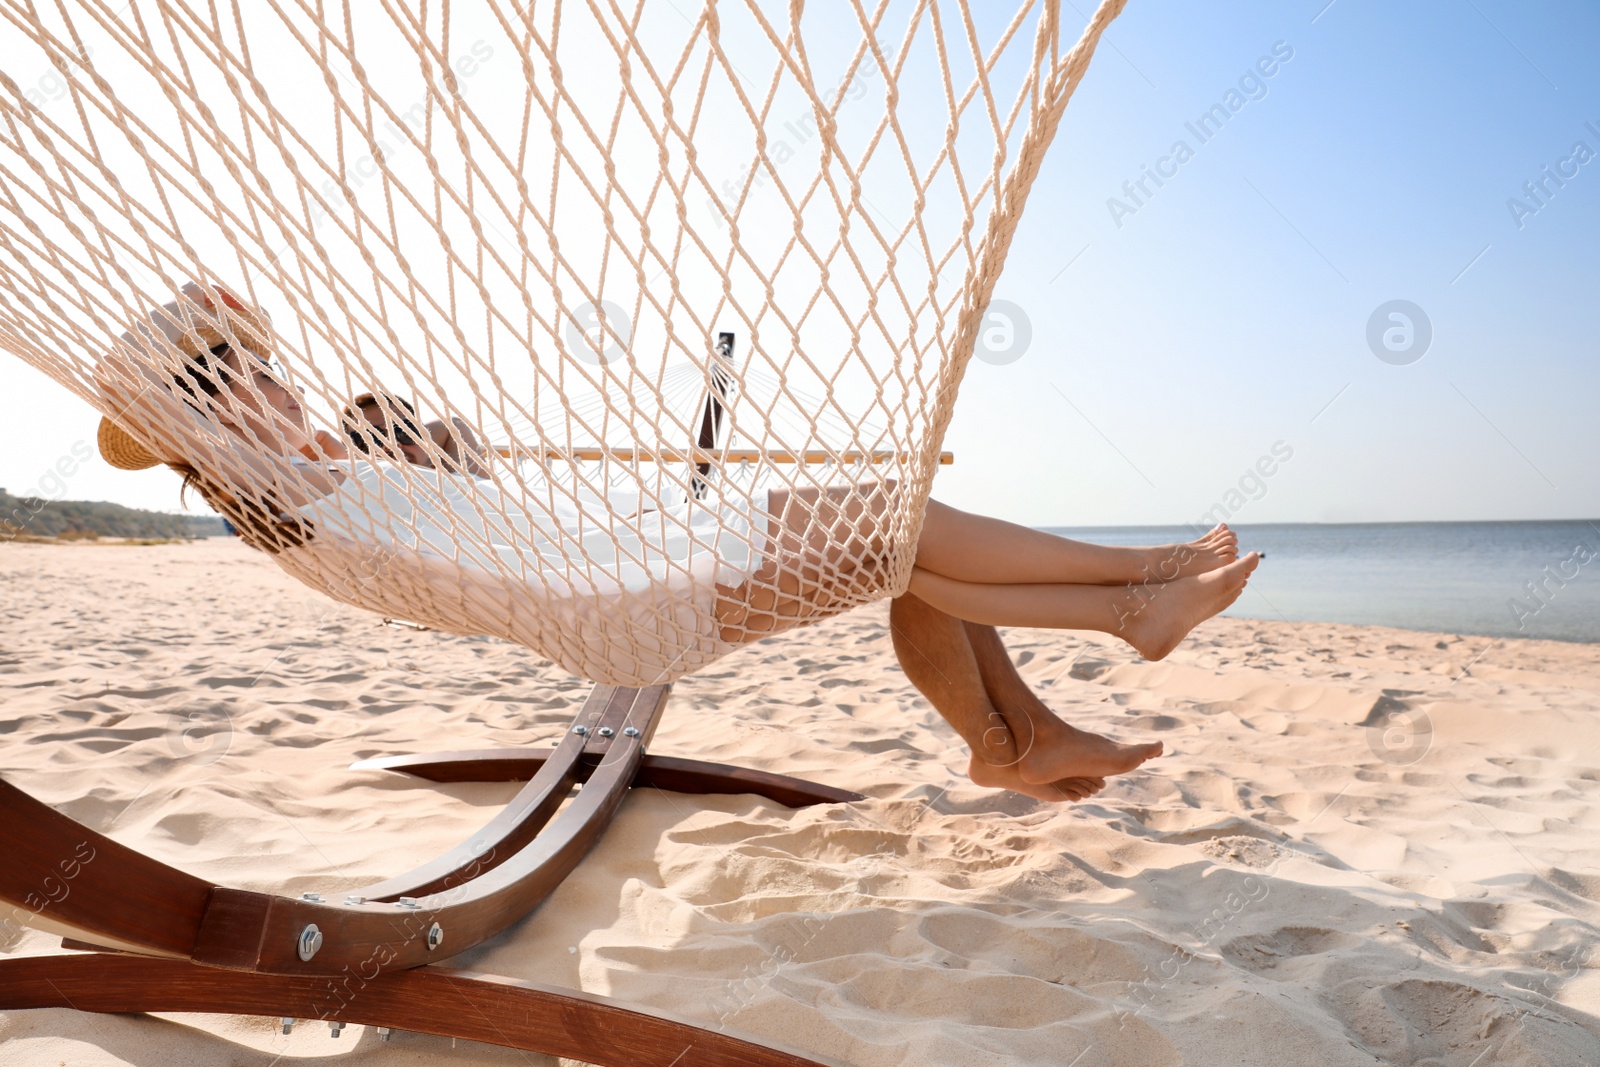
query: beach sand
[{"left": 2, "top": 539, "right": 1598, "bottom": 1065}]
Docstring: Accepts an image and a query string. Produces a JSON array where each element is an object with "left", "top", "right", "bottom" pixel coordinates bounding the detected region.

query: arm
[{"left": 429, "top": 416, "right": 492, "bottom": 478}]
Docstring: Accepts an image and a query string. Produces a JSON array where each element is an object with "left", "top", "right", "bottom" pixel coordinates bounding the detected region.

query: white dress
[{"left": 284, "top": 460, "right": 768, "bottom": 685}]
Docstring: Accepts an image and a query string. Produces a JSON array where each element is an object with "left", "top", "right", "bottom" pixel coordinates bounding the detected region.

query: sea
[{"left": 1040, "top": 520, "right": 1600, "bottom": 645}]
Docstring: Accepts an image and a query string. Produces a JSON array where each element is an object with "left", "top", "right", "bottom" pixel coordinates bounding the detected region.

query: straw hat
[
  {"left": 96, "top": 283, "right": 274, "bottom": 472},
  {"left": 154, "top": 282, "right": 273, "bottom": 359},
  {"left": 97, "top": 416, "right": 162, "bottom": 471}
]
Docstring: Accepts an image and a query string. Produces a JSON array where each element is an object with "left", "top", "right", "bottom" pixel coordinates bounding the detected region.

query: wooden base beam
[
  {"left": 352, "top": 748, "right": 866, "bottom": 807},
  {"left": 0, "top": 952, "right": 844, "bottom": 1067}
]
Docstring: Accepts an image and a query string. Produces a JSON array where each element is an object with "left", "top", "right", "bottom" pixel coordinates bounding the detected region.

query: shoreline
[
  {"left": 1045, "top": 519, "right": 1600, "bottom": 647},
  {"left": 7, "top": 533, "right": 1596, "bottom": 646}
]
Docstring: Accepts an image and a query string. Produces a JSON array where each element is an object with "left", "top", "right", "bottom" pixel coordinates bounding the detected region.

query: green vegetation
[{"left": 0, "top": 487, "right": 225, "bottom": 542}]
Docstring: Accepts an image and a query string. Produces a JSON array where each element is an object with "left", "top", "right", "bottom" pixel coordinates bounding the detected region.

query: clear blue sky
[
  {"left": 939, "top": 0, "right": 1600, "bottom": 527},
  {"left": 3, "top": 0, "right": 1596, "bottom": 526}
]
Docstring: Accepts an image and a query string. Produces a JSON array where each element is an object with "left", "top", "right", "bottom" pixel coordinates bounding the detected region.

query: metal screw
[
  {"left": 377, "top": 1026, "right": 394, "bottom": 1042},
  {"left": 329, "top": 1020, "right": 345, "bottom": 1038},
  {"left": 398, "top": 896, "right": 421, "bottom": 909},
  {"left": 296, "top": 924, "right": 323, "bottom": 961},
  {"left": 597, "top": 726, "right": 614, "bottom": 737},
  {"left": 571, "top": 724, "right": 589, "bottom": 735},
  {"left": 622, "top": 726, "right": 641, "bottom": 738},
  {"left": 280, "top": 1017, "right": 294, "bottom": 1035},
  {"left": 426, "top": 922, "right": 445, "bottom": 951},
  {"left": 300, "top": 892, "right": 323, "bottom": 903}
]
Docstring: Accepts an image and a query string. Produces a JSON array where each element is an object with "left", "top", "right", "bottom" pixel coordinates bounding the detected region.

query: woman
[{"left": 99, "top": 286, "right": 1258, "bottom": 802}]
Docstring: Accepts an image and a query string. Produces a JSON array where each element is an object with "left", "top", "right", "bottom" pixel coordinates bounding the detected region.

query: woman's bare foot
[
  {"left": 968, "top": 753, "right": 1106, "bottom": 802},
  {"left": 1015, "top": 721, "right": 1165, "bottom": 785},
  {"left": 1120, "top": 551, "right": 1260, "bottom": 661},
  {"left": 1141, "top": 523, "right": 1239, "bottom": 580}
]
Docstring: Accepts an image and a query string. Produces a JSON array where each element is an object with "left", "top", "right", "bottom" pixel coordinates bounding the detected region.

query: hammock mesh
[{"left": 0, "top": 0, "right": 1124, "bottom": 685}]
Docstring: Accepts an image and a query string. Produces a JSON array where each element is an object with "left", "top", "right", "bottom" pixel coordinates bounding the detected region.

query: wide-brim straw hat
[
  {"left": 97, "top": 415, "right": 162, "bottom": 471},
  {"left": 96, "top": 283, "right": 273, "bottom": 472}
]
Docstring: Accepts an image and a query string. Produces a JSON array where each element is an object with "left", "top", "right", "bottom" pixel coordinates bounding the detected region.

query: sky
[{"left": 1, "top": 0, "right": 1596, "bottom": 527}]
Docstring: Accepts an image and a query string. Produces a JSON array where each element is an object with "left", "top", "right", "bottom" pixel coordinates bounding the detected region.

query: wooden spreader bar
[
  {"left": 0, "top": 682, "right": 863, "bottom": 1065},
  {"left": 498, "top": 445, "right": 955, "bottom": 466}
]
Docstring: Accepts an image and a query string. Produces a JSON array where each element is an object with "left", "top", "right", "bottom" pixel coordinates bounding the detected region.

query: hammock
[{"left": 0, "top": 0, "right": 1126, "bottom": 686}]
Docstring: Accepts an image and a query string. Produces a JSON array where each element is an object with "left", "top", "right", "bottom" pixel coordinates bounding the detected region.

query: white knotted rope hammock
[{"left": 1, "top": 0, "right": 1124, "bottom": 685}]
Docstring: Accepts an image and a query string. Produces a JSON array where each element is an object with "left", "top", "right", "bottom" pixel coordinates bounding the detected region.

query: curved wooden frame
[
  {"left": 0, "top": 682, "right": 863, "bottom": 1066},
  {"left": 0, "top": 954, "right": 842, "bottom": 1066}
]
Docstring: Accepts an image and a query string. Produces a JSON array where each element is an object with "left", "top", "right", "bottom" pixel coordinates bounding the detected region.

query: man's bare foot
[
  {"left": 1120, "top": 551, "right": 1260, "bottom": 661},
  {"left": 1015, "top": 721, "right": 1165, "bottom": 785},
  {"left": 968, "top": 753, "right": 1106, "bottom": 802},
  {"left": 1142, "top": 523, "right": 1238, "bottom": 580}
]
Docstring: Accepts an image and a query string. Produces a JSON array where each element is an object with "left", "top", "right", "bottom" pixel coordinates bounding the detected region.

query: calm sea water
[{"left": 1040, "top": 521, "right": 1600, "bottom": 644}]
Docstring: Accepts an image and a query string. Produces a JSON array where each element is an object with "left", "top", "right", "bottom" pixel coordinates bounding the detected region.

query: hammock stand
[{"left": 0, "top": 682, "right": 861, "bottom": 1066}]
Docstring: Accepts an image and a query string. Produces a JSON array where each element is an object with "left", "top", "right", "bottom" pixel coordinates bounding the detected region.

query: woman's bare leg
[
  {"left": 717, "top": 483, "right": 1254, "bottom": 649},
  {"left": 716, "top": 482, "right": 897, "bottom": 640},
  {"left": 907, "top": 553, "right": 1260, "bottom": 661},
  {"left": 914, "top": 499, "right": 1237, "bottom": 586},
  {"left": 889, "top": 594, "right": 1107, "bottom": 802}
]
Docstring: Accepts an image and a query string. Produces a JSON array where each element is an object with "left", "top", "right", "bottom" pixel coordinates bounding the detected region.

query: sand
[{"left": 1, "top": 539, "right": 1598, "bottom": 1066}]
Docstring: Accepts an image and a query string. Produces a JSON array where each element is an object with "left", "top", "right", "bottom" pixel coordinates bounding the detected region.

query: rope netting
[{"left": 0, "top": 0, "right": 1125, "bottom": 685}]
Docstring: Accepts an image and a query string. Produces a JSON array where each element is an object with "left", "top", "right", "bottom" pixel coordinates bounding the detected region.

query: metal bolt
[
  {"left": 426, "top": 921, "right": 444, "bottom": 951},
  {"left": 280, "top": 1017, "right": 294, "bottom": 1035},
  {"left": 398, "top": 896, "right": 421, "bottom": 909},
  {"left": 296, "top": 924, "right": 323, "bottom": 961},
  {"left": 571, "top": 724, "right": 589, "bottom": 735},
  {"left": 300, "top": 892, "right": 323, "bottom": 903},
  {"left": 377, "top": 1026, "right": 394, "bottom": 1042},
  {"left": 597, "top": 726, "right": 614, "bottom": 738},
  {"left": 329, "top": 1020, "right": 345, "bottom": 1038},
  {"left": 622, "top": 726, "right": 641, "bottom": 738}
]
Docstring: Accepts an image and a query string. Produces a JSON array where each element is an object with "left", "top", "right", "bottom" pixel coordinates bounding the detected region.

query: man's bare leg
[
  {"left": 889, "top": 595, "right": 1105, "bottom": 802},
  {"left": 961, "top": 619, "right": 1164, "bottom": 785}
]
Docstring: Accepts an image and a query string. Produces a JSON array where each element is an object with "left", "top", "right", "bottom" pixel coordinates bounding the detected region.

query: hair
[
  {"left": 169, "top": 462, "right": 313, "bottom": 554},
  {"left": 167, "top": 346, "right": 314, "bottom": 554},
  {"left": 345, "top": 392, "right": 426, "bottom": 455}
]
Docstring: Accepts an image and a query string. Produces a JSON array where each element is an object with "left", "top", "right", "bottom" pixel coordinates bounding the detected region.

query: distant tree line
[{"left": 0, "top": 487, "right": 226, "bottom": 541}]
